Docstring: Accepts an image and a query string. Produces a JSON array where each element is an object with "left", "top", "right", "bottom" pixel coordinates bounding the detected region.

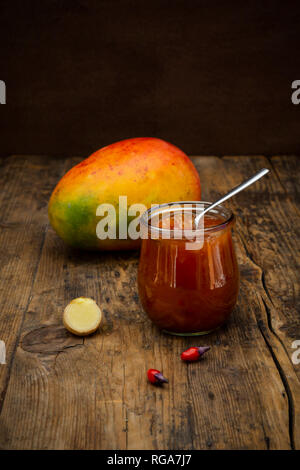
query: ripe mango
[{"left": 48, "top": 138, "right": 201, "bottom": 250}]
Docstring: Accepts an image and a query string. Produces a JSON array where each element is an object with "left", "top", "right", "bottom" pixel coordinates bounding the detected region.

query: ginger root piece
[{"left": 63, "top": 297, "right": 102, "bottom": 336}]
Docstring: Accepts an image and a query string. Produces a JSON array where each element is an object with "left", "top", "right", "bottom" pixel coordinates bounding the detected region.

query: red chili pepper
[
  {"left": 181, "top": 346, "right": 210, "bottom": 362},
  {"left": 147, "top": 369, "right": 168, "bottom": 385}
]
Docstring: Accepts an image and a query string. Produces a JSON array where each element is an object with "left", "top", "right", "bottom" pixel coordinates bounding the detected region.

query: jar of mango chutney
[{"left": 138, "top": 202, "right": 239, "bottom": 335}]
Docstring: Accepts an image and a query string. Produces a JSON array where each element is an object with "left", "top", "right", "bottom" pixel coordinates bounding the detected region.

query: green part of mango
[{"left": 49, "top": 195, "right": 139, "bottom": 249}]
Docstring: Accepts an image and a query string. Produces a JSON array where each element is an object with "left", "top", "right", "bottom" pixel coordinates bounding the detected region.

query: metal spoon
[{"left": 194, "top": 168, "right": 270, "bottom": 228}]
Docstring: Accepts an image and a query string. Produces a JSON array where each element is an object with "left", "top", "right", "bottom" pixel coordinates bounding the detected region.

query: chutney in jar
[{"left": 138, "top": 202, "right": 239, "bottom": 335}]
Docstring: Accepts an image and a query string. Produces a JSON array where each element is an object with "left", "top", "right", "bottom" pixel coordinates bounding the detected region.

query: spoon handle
[{"left": 194, "top": 168, "right": 269, "bottom": 227}]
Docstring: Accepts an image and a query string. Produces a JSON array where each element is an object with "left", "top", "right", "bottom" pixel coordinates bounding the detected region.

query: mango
[{"left": 48, "top": 137, "right": 201, "bottom": 250}]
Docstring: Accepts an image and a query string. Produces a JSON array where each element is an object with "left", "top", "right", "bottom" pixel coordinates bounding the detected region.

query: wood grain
[
  {"left": 0, "top": 156, "right": 67, "bottom": 411},
  {"left": 193, "top": 155, "right": 300, "bottom": 448},
  {"left": 0, "top": 155, "right": 299, "bottom": 449}
]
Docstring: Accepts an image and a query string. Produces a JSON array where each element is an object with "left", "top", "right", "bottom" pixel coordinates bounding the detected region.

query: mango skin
[{"left": 48, "top": 137, "right": 201, "bottom": 250}]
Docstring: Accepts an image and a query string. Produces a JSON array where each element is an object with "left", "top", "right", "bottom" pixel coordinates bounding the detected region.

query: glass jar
[{"left": 138, "top": 202, "right": 239, "bottom": 335}]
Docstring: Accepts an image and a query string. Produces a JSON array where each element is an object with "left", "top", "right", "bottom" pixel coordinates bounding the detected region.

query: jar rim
[{"left": 140, "top": 200, "right": 235, "bottom": 235}]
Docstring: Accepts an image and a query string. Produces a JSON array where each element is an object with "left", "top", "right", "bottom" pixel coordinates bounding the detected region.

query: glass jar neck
[{"left": 140, "top": 201, "right": 234, "bottom": 241}]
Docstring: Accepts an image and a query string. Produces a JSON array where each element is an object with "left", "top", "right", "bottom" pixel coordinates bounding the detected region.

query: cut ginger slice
[{"left": 63, "top": 297, "right": 102, "bottom": 336}]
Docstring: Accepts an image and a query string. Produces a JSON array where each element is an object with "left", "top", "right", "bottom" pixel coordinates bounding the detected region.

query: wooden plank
[
  {"left": 193, "top": 155, "right": 300, "bottom": 449},
  {"left": 269, "top": 155, "right": 299, "bottom": 200},
  {"left": 0, "top": 155, "right": 67, "bottom": 415},
  {"left": 0, "top": 155, "right": 298, "bottom": 449}
]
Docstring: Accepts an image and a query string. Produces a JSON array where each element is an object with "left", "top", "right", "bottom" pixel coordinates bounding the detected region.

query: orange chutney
[{"left": 138, "top": 202, "right": 239, "bottom": 335}]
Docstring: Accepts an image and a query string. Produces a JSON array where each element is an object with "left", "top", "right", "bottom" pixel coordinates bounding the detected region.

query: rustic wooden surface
[{"left": 0, "top": 155, "right": 299, "bottom": 450}]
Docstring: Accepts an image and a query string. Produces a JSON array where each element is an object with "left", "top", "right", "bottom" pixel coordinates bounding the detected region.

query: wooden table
[{"left": 0, "top": 155, "right": 299, "bottom": 450}]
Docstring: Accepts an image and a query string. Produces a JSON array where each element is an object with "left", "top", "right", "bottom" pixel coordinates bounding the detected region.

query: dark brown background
[{"left": 0, "top": 0, "right": 299, "bottom": 157}]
